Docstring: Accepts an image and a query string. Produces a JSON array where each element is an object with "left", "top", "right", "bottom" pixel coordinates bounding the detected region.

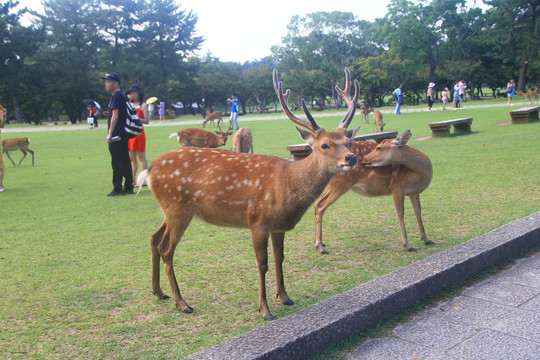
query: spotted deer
[
  {"left": 314, "top": 130, "right": 433, "bottom": 254},
  {"left": 169, "top": 124, "right": 232, "bottom": 148},
  {"left": 202, "top": 111, "right": 224, "bottom": 128},
  {"left": 137, "top": 68, "right": 360, "bottom": 320},
  {"left": 232, "top": 127, "right": 253, "bottom": 153},
  {"left": 373, "top": 110, "right": 385, "bottom": 132},
  {"left": 2, "top": 137, "right": 34, "bottom": 166}
]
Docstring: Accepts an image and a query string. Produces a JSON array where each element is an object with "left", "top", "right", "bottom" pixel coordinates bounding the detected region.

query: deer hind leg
[
  {"left": 409, "top": 194, "right": 434, "bottom": 246},
  {"left": 160, "top": 208, "right": 195, "bottom": 313},
  {"left": 314, "top": 176, "right": 355, "bottom": 254},
  {"left": 393, "top": 191, "right": 415, "bottom": 251},
  {"left": 17, "top": 150, "right": 27, "bottom": 166},
  {"left": 251, "top": 228, "right": 273, "bottom": 320},
  {"left": 150, "top": 220, "right": 168, "bottom": 299},
  {"left": 271, "top": 231, "right": 294, "bottom": 306},
  {"left": 5, "top": 152, "right": 16, "bottom": 166},
  {"left": 28, "top": 149, "right": 34, "bottom": 166}
]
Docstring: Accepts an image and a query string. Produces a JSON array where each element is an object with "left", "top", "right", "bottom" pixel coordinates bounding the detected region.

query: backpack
[{"left": 124, "top": 101, "right": 143, "bottom": 138}]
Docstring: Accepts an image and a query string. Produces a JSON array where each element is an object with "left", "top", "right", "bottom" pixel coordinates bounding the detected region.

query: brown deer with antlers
[
  {"left": 138, "top": 69, "right": 360, "bottom": 320},
  {"left": 202, "top": 111, "right": 224, "bottom": 128},
  {"left": 519, "top": 86, "right": 539, "bottom": 104},
  {"left": 169, "top": 124, "right": 232, "bottom": 148},
  {"left": 313, "top": 130, "right": 433, "bottom": 254}
]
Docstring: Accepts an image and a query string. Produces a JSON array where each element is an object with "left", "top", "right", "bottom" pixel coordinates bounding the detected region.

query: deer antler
[
  {"left": 273, "top": 69, "right": 320, "bottom": 132},
  {"left": 335, "top": 68, "right": 359, "bottom": 129}
]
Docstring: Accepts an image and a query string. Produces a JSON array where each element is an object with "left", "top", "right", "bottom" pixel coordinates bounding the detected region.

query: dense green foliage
[{"left": 0, "top": 0, "right": 539, "bottom": 122}]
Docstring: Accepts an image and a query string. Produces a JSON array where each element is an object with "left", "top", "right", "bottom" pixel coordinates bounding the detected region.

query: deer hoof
[
  {"left": 408, "top": 247, "right": 417, "bottom": 252},
  {"left": 425, "top": 240, "right": 435, "bottom": 245},
  {"left": 282, "top": 298, "right": 295, "bottom": 306},
  {"left": 182, "top": 306, "right": 194, "bottom": 314},
  {"left": 263, "top": 313, "right": 276, "bottom": 321}
]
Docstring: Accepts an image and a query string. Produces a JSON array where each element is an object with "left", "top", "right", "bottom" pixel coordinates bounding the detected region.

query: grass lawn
[{"left": 1, "top": 103, "right": 539, "bottom": 359}]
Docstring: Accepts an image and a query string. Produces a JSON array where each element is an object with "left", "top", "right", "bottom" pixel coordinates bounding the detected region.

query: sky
[{"left": 16, "top": 0, "right": 391, "bottom": 63}]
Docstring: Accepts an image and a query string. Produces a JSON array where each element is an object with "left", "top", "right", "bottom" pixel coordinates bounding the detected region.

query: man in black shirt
[{"left": 102, "top": 73, "right": 133, "bottom": 196}]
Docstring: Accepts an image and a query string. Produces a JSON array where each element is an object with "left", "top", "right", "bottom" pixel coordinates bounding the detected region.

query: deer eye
[
  {"left": 321, "top": 143, "right": 329, "bottom": 150},
  {"left": 376, "top": 147, "right": 381, "bottom": 151}
]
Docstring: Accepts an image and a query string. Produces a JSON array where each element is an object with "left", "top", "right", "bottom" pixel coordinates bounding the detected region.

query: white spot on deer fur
[
  {"left": 202, "top": 158, "right": 208, "bottom": 162},
  {"left": 255, "top": 163, "right": 260, "bottom": 168},
  {"left": 226, "top": 185, "right": 234, "bottom": 190},
  {"left": 181, "top": 178, "right": 186, "bottom": 184},
  {"left": 178, "top": 154, "right": 184, "bottom": 158},
  {"left": 194, "top": 190, "right": 202, "bottom": 197},
  {"left": 265, "top": 193, "right": 271, "bottom": 201},
  {"left": 255, "top": 178, "right": 260, "bottom": 186},
  {"left": 195, "top": 158, "right": 200, "bottom": 162},
  {"left": 243, "top": 179, "right": 248, "bottom": 185},
  {"left": 164, "top": 184, "right": 168, "bottom": 189},
  {"left": 248, "top": 199, "right": 253, "bottom": 206},
  {"left": 184, "top": 162, "right": 189, "bottom": 168},
  {"left": 236, "top": 183, "right": 242, "bottom": 188},
  {"left": 225, "top": 176, "right": 230, "bottom": 181},
  {"left": 217, "top": 176, "right": 222, "bottom": 181},
  {"left": 168, "top": 159, "right": 174, "bottom": 164},
  {"left": 221, "top": 154, "right": 227, "bottom": 157},
  {"left": 259, "top": 185, "right": 263, "bottom": 190},
  {"left": 226, "top": 158, "right": 232, "bottom": 161},
  {"left": 161, "top": 160, "right": 167, "bottom": 165},
  {"left": 187, "top": 177, "right": 192, "bottom": 183},
  {"left": 177, "top": 186, "right": 183, "bottom": 191},
  {"left": 174, "top": 169, "right": 180, "bottom": 176},
  {"left": 217, "top": 191, "right": 223, "bottom": 195},
  {"left": 232, "top": 173, "right": 237, "bottom": 177},
  {"left": 189, "top": 149, "right": 196, "bottom": 153},
  {"left": 270, "top": 174, "right": 275, "bottom": 179},
  {"left": 185, "top": 190, "right": 190, "bottom": 194}
]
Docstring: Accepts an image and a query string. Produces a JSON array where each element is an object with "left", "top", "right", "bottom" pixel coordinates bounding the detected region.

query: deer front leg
[
  {"left": 150, "top": 220, "right": 169, "bottom": 299},
  {"left": 409, "top": 194, "right": 434, "bottom": 246},
  {"left": 314, "top": 175, "right": 355, "bottom": 254},
  {"left": 160, "top": 209, "right": 195, "bottom": 313},
  {"left": 271, "top": 232, "right": 294, "bottom": 306},
  {"left": 251, "top": 229, "right": 273, "bottom": 320},
  {"left": 393, "top": 191, "right": 415, "bottom": 251}
]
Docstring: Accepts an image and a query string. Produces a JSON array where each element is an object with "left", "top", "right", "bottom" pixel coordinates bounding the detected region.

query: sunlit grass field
[{"left": 1, "top": 102, "right": 539, "bottom": 359}]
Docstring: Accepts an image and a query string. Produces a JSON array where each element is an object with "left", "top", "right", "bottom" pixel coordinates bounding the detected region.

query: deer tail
[
  {"left": 168, "top": 132, "right": 178, "bottom": 139},
  {"left": 135, "top": 169, "right": 151, "bottom": 197}
]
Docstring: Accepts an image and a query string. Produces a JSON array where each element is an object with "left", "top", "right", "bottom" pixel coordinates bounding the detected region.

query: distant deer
[
  {"left": 169, "top": 124, "right": 232, "bottom": 148},
  {"left": 2, "top": 137, "right": 34, "bottom": 166},
  {"left": 166, "top": 109, "right": 176, "bottom": 119},
  {"left": 359, "top": 105, "right": 373, "bottom": 124},
  {"left": 313, "top": 130, "right": 433, "bottom": 254},
  {"left": 519, "top": 86, "right": 539, "bottom": 104},
  {"left": 202, "top": 111, "right": 224, "bottom": 128},
  {"left": 232, "top": 127, "right": 253, "bottom": 153},
  {"left": 137, "top": 68, "right": 360, "bottom": 320},
  {"left": 373, "top": 110, "right": 385, "bottom": 132}
]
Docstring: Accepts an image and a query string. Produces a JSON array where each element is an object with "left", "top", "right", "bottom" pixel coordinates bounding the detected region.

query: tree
[
  {"left": 484, "top": 0, "right": 540, "bottom": 91},
  {"left": 0, "top": 0, "right": 43, "bottom": 123},
  {"left": 240, "top": 63, "right": 274, "bottom": 113}
]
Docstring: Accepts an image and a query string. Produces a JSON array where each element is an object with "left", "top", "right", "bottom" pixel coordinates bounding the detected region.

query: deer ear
[
  {"left": 227, "top": 132, "right": 233, "bottom": 136},
  {"left": 215, "top": 131, "right": 221, "bottom": 135},
  {"left": 296, "top": 127, "right": 314, "bottom": 146},
  {"left": 396, "top": 130, "right": 411, "bottom": 147},
  {"left": 347, "top": 126, "right": 361, "bottom": 139}
]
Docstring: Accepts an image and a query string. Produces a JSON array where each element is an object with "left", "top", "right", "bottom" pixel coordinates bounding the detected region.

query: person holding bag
[
  {"left": 126, "top": 84, "right": 150, "bottom": 188},
  {"left": 507, "top": 79, "right": 515, "bottom": 106}
]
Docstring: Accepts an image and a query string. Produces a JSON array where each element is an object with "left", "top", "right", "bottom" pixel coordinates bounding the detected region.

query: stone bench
[
  {"left": 428, "top": 118, "right": 473, "bottom": 137},
  {"left": 287, "top": 131, "right": 398, "bottom": 161},
  {"left": 510, "top": 106, "right": 539, "bottom": 124}
]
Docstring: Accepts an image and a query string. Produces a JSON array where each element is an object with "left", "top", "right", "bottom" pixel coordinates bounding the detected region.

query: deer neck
[
  {"left": 284, "top": 152, "right": 336, "bottom": 206},
  {"left": 395, "top": 147, "right": 433, "bottom": 180}
]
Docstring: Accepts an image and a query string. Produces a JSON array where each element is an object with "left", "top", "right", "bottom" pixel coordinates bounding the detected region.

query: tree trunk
[
  {"left": 9, "top": 84, "right": 23, "bottom": 123},
  {"left": 517, "top": 56, "right": 528, "bottom": 93}
]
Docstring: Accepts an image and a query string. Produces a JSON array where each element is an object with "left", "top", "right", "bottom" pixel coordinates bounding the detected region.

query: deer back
[
  {"left": 2, "top": 137, "right": 30, "bottom": 152},
  {"left": 233, "top": 127, "right": 253, "bottom": 153}
]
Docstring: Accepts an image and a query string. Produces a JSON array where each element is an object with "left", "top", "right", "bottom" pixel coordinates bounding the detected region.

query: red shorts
[{"left": 128, "top": 128, "right": 146, "bottom": 152}]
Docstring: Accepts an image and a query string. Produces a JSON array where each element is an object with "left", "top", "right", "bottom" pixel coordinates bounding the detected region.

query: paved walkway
[
  {"left": 1, "top": 101, "right": 534, "bottom": 133},
  {"left": 350, "top": 252, "right": 540, "bottom": 360}
]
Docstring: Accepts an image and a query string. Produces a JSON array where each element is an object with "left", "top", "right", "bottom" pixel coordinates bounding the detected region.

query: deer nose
[{"left": 345, "top": 154, "right": 357, "bottom": 166}]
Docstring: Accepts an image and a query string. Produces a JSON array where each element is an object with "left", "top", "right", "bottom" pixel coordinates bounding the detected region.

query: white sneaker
[{"left": 0, "top": 187, "right": 4, "bottom": 192}]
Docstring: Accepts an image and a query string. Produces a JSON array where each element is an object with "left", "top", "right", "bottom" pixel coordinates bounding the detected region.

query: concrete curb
[{"left": 185, "top": 211, "right": 540, "bottom": 360}]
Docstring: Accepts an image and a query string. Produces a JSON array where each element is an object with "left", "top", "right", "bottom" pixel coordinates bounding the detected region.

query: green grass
[{"left": 1, "top": 103, "right": 539, "bottom": 359}]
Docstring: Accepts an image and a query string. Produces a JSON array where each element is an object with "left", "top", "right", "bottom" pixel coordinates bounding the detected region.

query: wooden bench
[
  {"left": 510, "top": 106, "right": 539, "bottom": 124},
  {"left": 287, "top": 131, "right": 398, "bottom": 161},
  {"left": 428, "top": 118, "right": 473, "bottom": 137}
]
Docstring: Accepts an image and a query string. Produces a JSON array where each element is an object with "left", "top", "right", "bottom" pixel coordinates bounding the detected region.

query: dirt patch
[
  {"left": 495, "top": 121, "right": 512, "bottom": 126},
  {"left": 416, "top": 136, "right": 432, "bottom": 141}
]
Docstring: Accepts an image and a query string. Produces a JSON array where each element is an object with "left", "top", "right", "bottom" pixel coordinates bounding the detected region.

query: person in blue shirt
[
  {"left": 227, "top": 93, "right": 240, "bottom": 130},
  {"left": 102, "top": 73, "right": 133, "bottom": 197},
  {"left": 393, "top": 84, "right": 403, "bottom": 115},
  {"left": 506, "top": 79, "right": 515, "bottom": 106}
]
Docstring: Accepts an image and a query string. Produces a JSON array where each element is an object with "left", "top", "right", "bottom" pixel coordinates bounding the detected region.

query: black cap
[
  {"left": 101, "top": 73, "right": 121, "bottom": 82},
  {"left": 126, "top": 84, "right": 142, "bottom": 95}
]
